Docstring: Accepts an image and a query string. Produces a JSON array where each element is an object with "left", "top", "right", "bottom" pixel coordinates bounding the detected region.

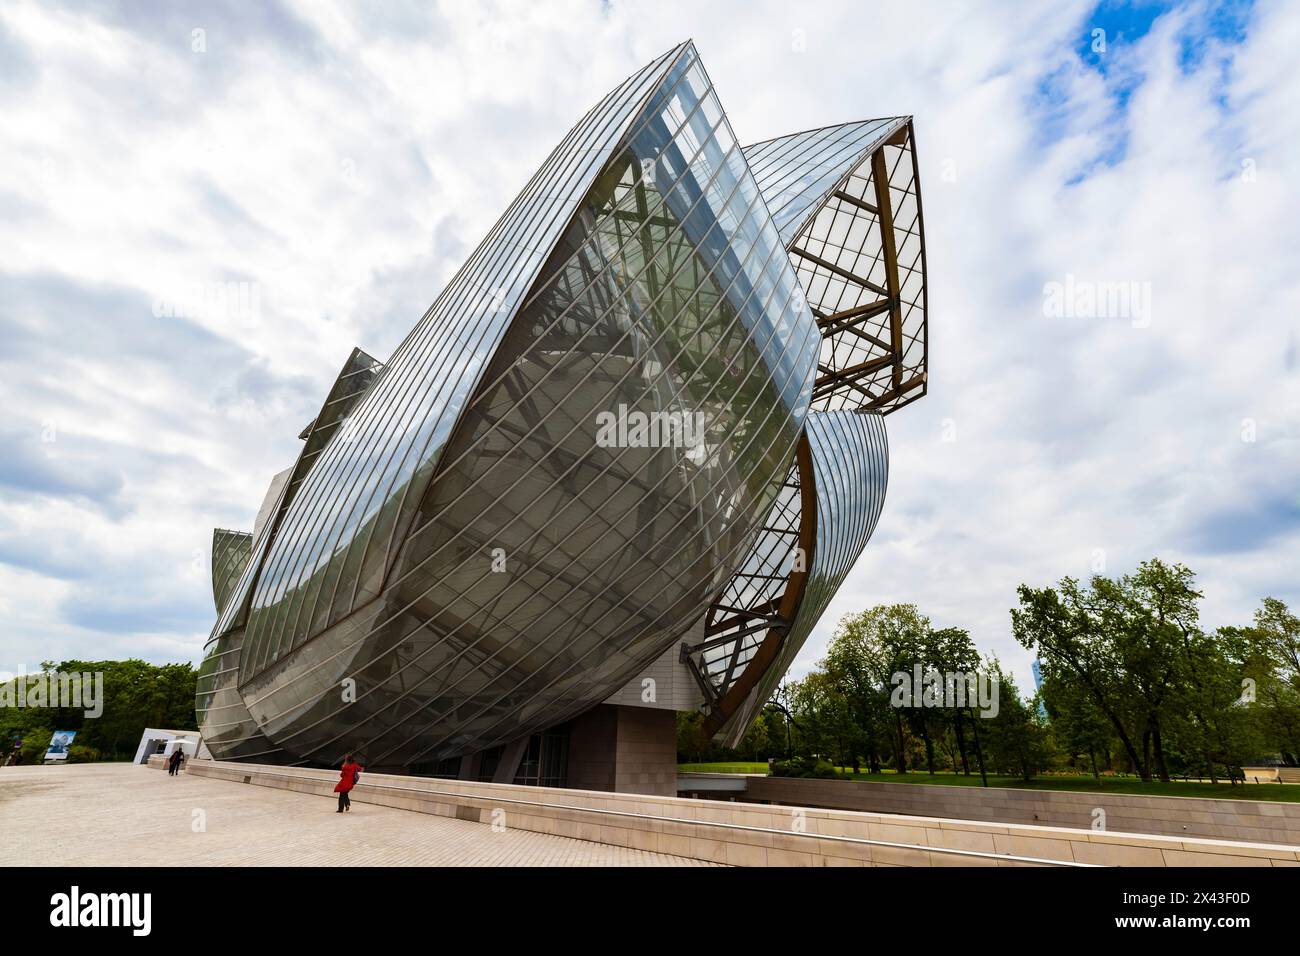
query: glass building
[{"left": 196, "top": 41, "right": 929, "bottom": 793}]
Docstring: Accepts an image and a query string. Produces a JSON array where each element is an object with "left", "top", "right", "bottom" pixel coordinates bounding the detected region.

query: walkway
[{"left": 0, "top": 763, "right": 718, "bottom": 866}]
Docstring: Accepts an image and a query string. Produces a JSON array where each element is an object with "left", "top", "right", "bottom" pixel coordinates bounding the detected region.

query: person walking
[
  {"left": 167, "top": 747, "right": 184, "bottom": 776},
  {"left": 334, "top": 753, "right": 362, "bottom": 812}
]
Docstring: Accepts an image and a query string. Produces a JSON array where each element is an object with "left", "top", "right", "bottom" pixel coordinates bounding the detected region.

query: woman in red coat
[{"left": 334, "top": 753, "right": 362, "bottom": 813}]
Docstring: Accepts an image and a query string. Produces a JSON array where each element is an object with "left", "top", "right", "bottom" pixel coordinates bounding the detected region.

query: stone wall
[
  {"left": 566, "top": 705, "right": 619, "bottom": 792},
  {"left": 182, "top": 759, "right": 1300, "bottom": 866},
  {"left": 745, "top": 776, "right": 1300, "bottom": 846},
  {"left": 612, "top": 706, "right": 676, "bottom": 796},
  {"left": 566, "top": 704, "right": 677, "bottom": 796},
  {"left": 602, "top": 640, "right": 704, "bottom": 712}
]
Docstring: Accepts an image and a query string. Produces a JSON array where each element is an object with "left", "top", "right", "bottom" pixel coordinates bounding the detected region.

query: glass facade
[
  {"left": 210, "top": 529, "right": 252, "bottom": 616},
  {"left": 513, "top": 726, "right": 570, "bottom": 788},
  {"left": 196, "top": 44, "right": 929, "bottom": 769},
  {"left": 215, "top": 45, "right": 690, "bottom": 656}
]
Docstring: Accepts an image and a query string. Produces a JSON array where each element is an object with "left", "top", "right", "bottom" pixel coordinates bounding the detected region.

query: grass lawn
[{"left": 676, "top": 763, "right": 1300, "bottom": 802}]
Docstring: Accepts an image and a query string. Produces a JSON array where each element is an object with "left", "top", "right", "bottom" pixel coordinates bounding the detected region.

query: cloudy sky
[{"left": 1, "top": 0, "right": 1296, "bottom": 693}]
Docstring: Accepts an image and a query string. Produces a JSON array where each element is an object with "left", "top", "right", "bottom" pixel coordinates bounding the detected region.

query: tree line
[
  {"left": 679, "top": 559, "right": 1300, "bottom": 783},
  {"left": 1, "top": 659, "right": 198, "bottom": 763}
]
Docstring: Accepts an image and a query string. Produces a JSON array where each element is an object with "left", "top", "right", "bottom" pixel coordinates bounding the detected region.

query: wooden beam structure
[
  {"left": 870, "top": 147, "right": 904, "bottom": 392},
  {"left": 788, "top": 118, "right": 928, "bottom": 416},
  {"left": 789, "top": 245, "right": 890, "bottom": 298}
]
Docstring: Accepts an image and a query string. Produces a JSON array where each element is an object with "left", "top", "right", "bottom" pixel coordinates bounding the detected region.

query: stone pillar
[
  {"left": 457, "top": 752, "right": 481, "bottom": 781},
  {"left": 567, "top": 705, "right": 618, "bottom": 792},
  {"left": 566, "top": 704, "right": 677, "bottom": 796}
]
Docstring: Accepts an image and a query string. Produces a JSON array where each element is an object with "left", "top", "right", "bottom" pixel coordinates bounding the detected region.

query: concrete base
[{"left": 567, "top": 704, "right": 677, "bottom": 796}]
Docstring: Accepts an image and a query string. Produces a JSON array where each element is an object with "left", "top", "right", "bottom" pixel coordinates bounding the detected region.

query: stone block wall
[{"left": 745, "top": 776, "right": 1300, "bottom": 846}]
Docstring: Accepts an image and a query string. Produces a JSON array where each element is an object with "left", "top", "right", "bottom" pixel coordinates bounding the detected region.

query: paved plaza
[{"left": 0, "top": 763, "right": 718, "bottom": 866}]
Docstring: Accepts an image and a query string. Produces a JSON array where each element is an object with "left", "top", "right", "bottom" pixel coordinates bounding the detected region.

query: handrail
[{"left": 191, "top": 762, "right": 1098, "bottom": 867}]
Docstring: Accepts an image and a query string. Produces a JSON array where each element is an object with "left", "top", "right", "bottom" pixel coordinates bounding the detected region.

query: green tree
[
  {"left": 0, "top": 659, "right": 198, "bottom": 762},
  {"left": 1012, "top": 559, "right": 1200, "bottom": 782},
  {"left": 1220, "top": 598, "right": 1300, "bottom": 765},
  {"left": 1041, "top": 670, "right": 1114, "bottom": 779},
  {"left": 824, "top": 604, "right": 928, "bottom": 773},
  {"left": 675, "top": 710, "right": 712, "bottom": 763},
  {"left": 739, "top": 710, "right": 771, "bottom": 761},
  {"left": 791, "top": 670, "right": 874, "bottom": 769},
  {"left": 927, "top": 626, "right": 982, "bottom": 777},
  {"left": 978, "top": 659, "right": 1050, "bottom": 780}
]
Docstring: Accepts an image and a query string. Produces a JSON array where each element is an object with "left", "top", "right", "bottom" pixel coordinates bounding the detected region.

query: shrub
[
  {"left": 18, "top": 728, "right": 52, "bottom": 764},
  {"left": 771, "top": 756, "right": 838, "bottom": 779}
]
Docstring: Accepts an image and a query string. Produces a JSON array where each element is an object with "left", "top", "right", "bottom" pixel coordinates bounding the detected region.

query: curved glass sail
[
  {"left": 229, "top": 47, "right": 692, "bottom": 666},
  {"left": 715, "top": 410, "right": 889, "bottom": 746},
  {"left": 691, "top": 117, "right": 930, "bottom": 743},
  {"left": 744, "top": 118, "right": 904, "bottom": 246}
]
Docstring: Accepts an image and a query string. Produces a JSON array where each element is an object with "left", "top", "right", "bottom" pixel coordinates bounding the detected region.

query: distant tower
[{"left": 1031, "top": 659, "right": 1048, "bottom": 719}]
